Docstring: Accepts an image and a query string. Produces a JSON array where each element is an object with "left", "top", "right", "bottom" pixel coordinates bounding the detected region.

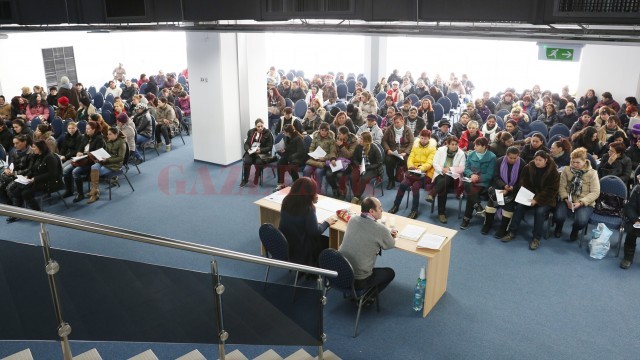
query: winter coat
[
  {"left": 116, "top": 119, "right": 137, "bottom": 153},
  {"left": 56, "top": 105, "right": 77, "bottom": 121},
  {"left": 459, "top": 130, "right": 484, "bottom": 152},
  {"left": 133, "top": 111, "right": 152, "bottom": 138},
  {"left": 78, "top": 133, "right": 106, "bottom": 155},
  {"left": 626, "top": 145, "right": 640, "bottom": 170},
  {"left": 520, "top": 159, "right": 560, "bottom": 207},
  {"left": 464, "top": 150, "right": 497, "bottom": 188},
  {"left": 559, "top": 162, "right": 600, "bottom": 207},
  {"left": 407, "top": 139, "right": 436, "bottom": 178},
  {"left": 557, "top": 111, "right": 579, "bottom": 129},
  {"left": 538, "top": 112, "right": 559, "bottom": 128},
  {"left": 520, "top": 144, "right": 549, "bottom": 164},
  {"left": 405, "top": 116, "right": 426, "bottom": 137},
  {"left": 359, "top": 99, "right": 378, "bottom": 119},
  {"left": 432, "top": 145, "right": 466, "bottom": 178},
  {"left": 60, "top": 131, "right": 84, "bottom": 160},
  {"left": 598, "top": 153, "right": 632, "bottom": 184},
  {"left": 282, "top": 135, "right": 306, "bottom": 165},
  {"left": 25, "top": 152, "right": 61, "bottom": 192},
  {"left": 382, "top": 126, "right": 414, "bottom": 155},
  {"left": 329, "top": 133, "right": 358, "bottom": 160},
  {"left": 103, "top": 137, "right": 126, "bottom": 171},
  {"left": 492, "top": 156, "right": 526, "bottom": 195},
  {"left": 308, "top": 130, "right": 336, "bottom": 163},
  {"left": 243, "top": 128, "right": 274, "bottom": 159},
  {"left": 356, "top": 123, "right": 384, "bottom": 145},
  {"left": 301, "top": 115, "right": 322, "bottom": 134}
]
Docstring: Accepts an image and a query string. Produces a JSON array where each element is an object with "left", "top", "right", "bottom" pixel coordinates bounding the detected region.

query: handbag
[
  {"left": 325, "top": 157, "right": 351, "bottom": 172},
  {"left": 593, "top": 192, "right": 625, "bottom": 217},
  {"left": 488, "top": 186, "right": 516, "bottom": 204},
  {"left": 71, "top": 156, "right": 94, "bottom": 167}
]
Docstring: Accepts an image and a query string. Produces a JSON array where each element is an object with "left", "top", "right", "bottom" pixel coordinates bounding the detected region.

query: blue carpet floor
[{"left": 1, "top": 137, "right": 640, "bottom": 360}]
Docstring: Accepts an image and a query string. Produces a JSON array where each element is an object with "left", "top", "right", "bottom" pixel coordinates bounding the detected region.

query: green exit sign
[{"left": 545, "top": 47, "right": 574, "bottom": 61}]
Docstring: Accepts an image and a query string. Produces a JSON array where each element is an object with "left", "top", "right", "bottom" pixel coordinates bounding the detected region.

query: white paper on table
[
  {"left": 274, "top": 138, "right": 285, "bottom": 152},
  {"left": 417, "top": 233, "right": 447, "bottom": 250},
  {"left": 391, "top": 150, "right": 404, "bottom": 160},
  {"left": 265, "top": 193, "right": 286, "bottom": 204},
  {"left": 308, "top": 147, "right": 327, "bottom": 160},
  {"left": 315, "top": 208, "right": 335, "bottom": 224},
  {"left": 15, "top": 175, "right": 32, "bottom": 185},
  {"left": 515, "top": 186, "right": 535, "bottom": 206},
  {"left": 315, "top": 198, "right": 348, "bottom": 213},
  {"left": 90, "top": 148, "right": 111, "bottom": 161},
  {"left": 495, "top": 190, "right": 505, "bottom": 206},
  {"left": 71, "top": 155, "right": 88, "bottom": 162},
  {"left": 399, "top": 224, "right": 426, "bottom": 241},
  {"left": 329, "top": 159, "right": 343, "bottom": 173}
]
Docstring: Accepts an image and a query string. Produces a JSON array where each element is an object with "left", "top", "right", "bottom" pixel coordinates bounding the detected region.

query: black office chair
[{"left": 259, "top": 223, "right": 298, "bottom": 288}]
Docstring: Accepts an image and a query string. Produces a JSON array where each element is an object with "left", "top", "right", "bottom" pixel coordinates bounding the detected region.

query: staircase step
[
  {"left": 128, "top": 350, "right": 159, "bottom": 360},
  {"left": 253, "top": 349, "right": 283, "bottom": 360},
  {"left": 314, "top": 350, "right": 341, "bottom": 360},
  {"left": 177, "top": 350, "right": 207, "bottom": 360},
  {"left": 220, "top": 349, "right": 248, "bottom": 360},
  {"left": 283, "top": 349, "right": 313, "bottom": 360},
  {"left": 73, "top": 349, "right": 103, "bottom": 360},
  {"left": 1, "top": 349, "right": 33, "bottom": 360}
]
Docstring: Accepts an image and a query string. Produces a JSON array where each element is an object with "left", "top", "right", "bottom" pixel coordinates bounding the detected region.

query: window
[{"left": 42, "top": 46, "right": 77, "bottom": 88}]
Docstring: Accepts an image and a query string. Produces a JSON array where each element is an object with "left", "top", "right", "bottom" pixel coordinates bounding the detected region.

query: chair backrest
[
  {"left": 319, "top": 249, "right": 355, "bottom": 291},
  {"left": 178, "top": 76, "right": 187, "bottom": 85},
  {"left": 48, "top": 106, "right": 55, "bottom": 122},
  {"left": 495, "top": 117, "right": 505, "bottom": 129},
  {"left": 421, "top": 94, "right": 435, "bottom": 104},
  {"left": 92, "top": 92, "right": 104, "bottom": 109},
  {"left": 286, "top": 72, "right": 295, "bottom": 81},
  {"left": 490, "top": 96, "right": 500, "bottom": 105},
  {"left": 375, "top": 91, "right": 387, "bottom": 104},
  {"left": 51, "top": 117, "right": 64, "bottom": 138},
  {"left": 294, "top": 99, "right": 307, "bottom": 119},
  {"left": 285, "top": 98, "right": 294, "bottom": 109},
  {"left": 406, "top": 94, "right": 419, "bottom": 106},
  {"left": 337, "top": 84, "right": 348, "bottom": 100},
  {"left": 526, "top": 131, "right": 547, "bottom": 146},
  {"left": 335, "top": 79, "right": 345, "bottom": 86},
  {"left": 140, "top": 83, "right": 148, "bottom": 93},
  {"left": 433, "top": 103, "right": 444, "bottom": 122},
  {"left": 99, "top": 86, "right": 107, "bottom": 96},
  {"left": 30, "top": 117, "right": 42, "bottom": 131},
  {"left": 88, "top": 86, "right": 97, "bottom": 98},
  {"left": 496, "top": 109, "right": 510, "bottom": 121},
  {"left": 358, "top": 76, "right": 368, "bottom": 90},
  {"left": 77, "top": 120, "right": 87, "bottom": 134},
  {"left": 105, "top": 94, "right": 115, "bottom": 105},
  {"left": 335, "top": 102, "right": 347, "bottom": 112},
  {"left": 548, "top": 134, "right": 562, "bottom": 147},
  {"left": 635, "top": 165, "right": 640, "bottom": 186},
  {"left": 347, "top": 79, "right": 356, "bottom": 94},
  {"left": 101, "top": 101, "right": 114, "bottom": 113},
  {"left": 447, "top": 92, "right": 460, "bottom": 109},
  {"left": 437, "top": 96, "right": 452, "bottom": 113},
  {"left": 295, "top": 70, "right": 305, "bottom": 78},
  {"left": 0, "top": 144, "right": 6, "bottom": 162},
  {"left": 529, "top": 120, "right": 548, "bottom": 138},
  {"left": 600, "top": 175, "right": 627, "bottom": 199},
  {"left": 259, "top": 224, "right": 290, "bottom": 261},
  {"left": 102, "top": 110, "right": 114, "bottom": 126},
  {"left": 303, "top": 135, "right": 313, "bottom": 152},
  {"left": 548, "top": 123, "right": 570, "bottom": 139},
  {"left": 586, "top": 153, "right": 597, "bottom": 169}
]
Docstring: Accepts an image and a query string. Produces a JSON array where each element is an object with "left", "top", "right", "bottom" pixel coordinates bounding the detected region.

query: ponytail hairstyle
[{"left": 361, "top": 131, "right": 373, "bottom": 155}]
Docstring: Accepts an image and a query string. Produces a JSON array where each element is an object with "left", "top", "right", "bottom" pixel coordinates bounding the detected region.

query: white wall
[
  {"left": 237, "top": 33, "right": 268, "bottom": 137},
  {"left": 0, "top": 31, "right": 187, "bottom": 97},
  {"left": 576, "top": 43, "right": 640, "bottom": 102}
]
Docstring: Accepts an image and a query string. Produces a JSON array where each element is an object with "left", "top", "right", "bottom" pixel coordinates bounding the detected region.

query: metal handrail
[{"left": 0, "top": 205, "right": 337, "bottom": 278}]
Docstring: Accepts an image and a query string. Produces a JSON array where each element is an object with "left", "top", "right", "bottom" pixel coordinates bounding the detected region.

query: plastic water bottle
[{"left": 412, "top": 267, "right": 426, "bottom": 312}]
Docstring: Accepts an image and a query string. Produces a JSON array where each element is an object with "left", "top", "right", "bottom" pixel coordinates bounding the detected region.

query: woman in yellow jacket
[{"left": 388, "top": 129, "right": 436, "bottom": 219}]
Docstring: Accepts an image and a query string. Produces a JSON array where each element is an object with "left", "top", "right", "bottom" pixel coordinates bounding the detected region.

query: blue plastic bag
[{"left": 589, "top": 223, "right": 612, "bottom": 259}]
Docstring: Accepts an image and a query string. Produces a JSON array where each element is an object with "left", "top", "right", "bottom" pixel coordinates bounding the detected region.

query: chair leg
[
  {"left": 354, "top": 298, "right": 364, "bottom": 337},
  {"left": 56, "top": 191, "right": 70, "bottom": 209},
  {"left": 263, "top": 266, "right": 271, "bottom": 289},
  {"left": 458, "top": 196, "right": 464, "bottom": 219},
  {"left": 617, "top": 226, "right": 624, "bottom": 257},
  {"left": 123, "top": 174, "right": 135, "bottom": 192}
]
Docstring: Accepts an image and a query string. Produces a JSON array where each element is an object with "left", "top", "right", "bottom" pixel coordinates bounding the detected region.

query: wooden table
[{"left": 255, "top": 190, "right": 457, "bottom": 318}]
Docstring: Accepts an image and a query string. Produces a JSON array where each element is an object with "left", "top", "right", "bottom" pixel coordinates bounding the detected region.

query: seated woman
[
  {"left": 34, "top": 123, "right": 58, "bottom": 154},
  {"left": 459, "top": 120, "right": 483, "bottom": 152},
  {"left": 416, "top": 99, "right": 435, "bottom": 131},
  {"left": 537, "top": 103, "right": 558, "bottom": 128},
  {"left": 598, "top": 130, "right": 627, "bottom": 158},
  {"left": 358, "top": 91, "right": 378, "bottom": 119},
  {"left": 502, "top": 151, "right": 560, "bottom": 250},
  {"left": 505, "top": 106, "right": 530, "bottom": 135},
  {"left": 429, "top": 135, "right": 466, "bottom": 224},
  {"left": 388, "top": 130, "right": 436, "bottom": 219},
  {"left": 59, "top": 121, "right": 84, "bottom": 167},
  {"left": 132, "top": 103, "right": 152, "bottom": 162},
  {"left": 482, "top": 146, "right": 525, "bottom": 237},
  {"left": 520, "top": 133, "right": 548, "bottom": 163},
  {"left": 475, "top": 98, "right": 492, "bottom": 123},
  {"left": 550, "top": 138, "right": 572, "bottom": 168},
  {"left": 597, "top": 114, "right": 626, "bottom": 147},
  {"left": 330, "top": 110, "right": 356, "bottom": 135},
  {"left": 301, "top": 108, "right": 321, "bottom": 135},
  {"left": 12, "top": 119, "right": 33, "bottom": 140},
  {"left": 481, "top": 115, "right": 500, "bottom": 142},
  {"left": 115, "top": 113, "right": 137, "bottom": 161},
  {"left": 326, "top": 126, "right": 357, "bottom": 199},
  {"left": 62, "top": 121, "right": 105, "bottom": 202},
  {"left": 155, "top": 97, "right": 178, "bottom": 152},
  {"left": 76, "top": 97, "right": 97, "bottom": 122},
  {"left": 278, "top": 177, "right": 337, "bottom": 267},
  {"left": 303, "top": 123, "right": 335, "bottom": 193},
  {"left": 240, "top": 118, "right": 274, "bottom": 187},
  {"left": 0, "top": 135, "right": 33, "bottom": 213},
  {"left": 378, "top": 95, "right": 396, "bottom": 118},
  {"left": 460, "top": 137, "right": 496, "bottom": 229},
  {"left": 275, "top": 124, "right": 306, "bottom": 191},
  {"left": 310, "top": 98, "right": 326, "bottom": 122},
  {"left": 25, "top": 93, "right": 49, "bottom": 123},
  {"left": 572, "top": 127, "right": 601, "bottom": 159},
  {"left": 490, "top": 131, "right": 514, "bottom": 159},
  {"left": 350, "top": 132, "right": 383, "bottom": 204},
  {"left": 89, "top": 113, "right": 110, "bottom": 138},
  {"left": 554, "top": 147, "right": 600, "bottom": 242},
  {"left": 621, "top": 185, "right": 640, "bottom": 269},
  {"left": 5, "top": 140, "right": 61, "bottom": 222},
  {"left": 504, "top": 119, "right": 524, "bottom": 142},
  {"left": 598, "top": 142, "right": 632, "bottom": 184},
  {"left": 382, "top": 113, "right": 414, "bottom": 190},
  {"left": 380, "top": 106, "right": 396, "bottom": 131},
  {"left": 85, "top": 128, "right": 126, "bottom": 204},
  {"left": 56, "top": 96, "right": 76, "bottom": 121}
]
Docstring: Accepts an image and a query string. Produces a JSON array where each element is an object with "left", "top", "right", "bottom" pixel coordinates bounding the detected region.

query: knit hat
[
  {"left": 438, "top": 119, "right": 451, "bottom": 128},
  {"left": 631, "top": 123, "right": 640, "bottom": 136},
  {"left": 134, "top": 103, "right": 148, "bottom": 111},
  {"left": 57, "top": 96, "right": 69, "bottom": 106},
  {"left": 366, "top": 114, "right": 377, "bottom": 121},
  {"left": 116, "top": 113, "right": 128, "bottom": 123}
]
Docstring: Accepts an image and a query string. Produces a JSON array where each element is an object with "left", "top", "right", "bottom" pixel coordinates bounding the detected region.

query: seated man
[
  {"left": 356, "top": 114, "right": 384, "bottom": 145},
  {"left": 388, "top": 130, "right": 436, "bottom": 219},
  {"left": 382, "top": 113, "right": 414, "bottom": 190},
  {"left": 338, "top": 197, "right": 396, "bottom": 296},
  {"left": 433, "top": 119, "right": 452, "bottom": 147},
  {"left": 105, "top": 80, "right": 123, "bottom": 98}
]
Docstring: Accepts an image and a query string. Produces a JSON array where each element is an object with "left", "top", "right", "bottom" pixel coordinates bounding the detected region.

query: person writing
[{"left": 339, "top": 197, "right": 396, "bottom": 298}]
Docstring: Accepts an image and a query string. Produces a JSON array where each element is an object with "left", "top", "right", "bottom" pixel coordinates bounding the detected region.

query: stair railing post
[
  {"left": 317, "top": 275, "right": 326, "bottom": 360},
  {"left": 40, "top": 223, "right": 73, "bottom": 360},
  {"left": 211, "top": 257, "right": 228, "bottom": 360}
]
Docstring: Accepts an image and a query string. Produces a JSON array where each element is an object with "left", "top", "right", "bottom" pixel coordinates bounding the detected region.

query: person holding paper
[
  {"left": 62, "top": 121, "right": 105, "bottom": 202},
  {"left": 339, "top": 197, "right": 396, "bottom": 296},
  {"left": 388, "top": 130, "right": 436, "bottom": 219},
  {"left": 482, "top": 146, "right": 525, "bottom": 237},
  {"left": 330, "top": 111, "right": 357, "bottom": 135},
  {"left": 303, "top": 123, "right": 335, "bottom": 194},
  {"left": 382, "top": 113, "right": 414, "bottom": 190},
  {"left": 554, "top": 148, "right": 600, "bottom": 241},
  {"left": 240, "top": 119, "right": 274, "bottom": 187},
  {"left": 460, "top": 137, "right": 496, "bottom": 229},
  {"left": 275, "top": 125, "right": 306, "bottom": 192},
  {"left": 350, "top": 132, "right": 383, "bottom": 204},
  {"left": 279, "top": 177, "right": 337, "bottom": 268},
  {"left": 0, "top": 135, "right": 33, "bottom": 215},
  {"left": 502, "top": 150, "right": 559, "bottom": 250},
  {"left": 5, "top": 140, "right": 61, "bottom": 221},
  {"left": 325, "top": 126, "right": 357, "bottom": 199},
  {"left": 85, "top": 128, "right": 126, "bottom": 204},
  {"left": 429, "top": 135, "right": 466, "bottom": 224}
]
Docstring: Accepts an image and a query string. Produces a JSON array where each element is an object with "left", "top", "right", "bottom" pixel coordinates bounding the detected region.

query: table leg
[
  {"left": 422, "top": 238, "right": 451, "bottom": 318},
  {"left": 329, "top": 228, "right": 344, "bottom": 250}
]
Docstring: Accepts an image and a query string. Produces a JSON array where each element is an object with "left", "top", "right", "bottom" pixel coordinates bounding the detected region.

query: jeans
[
  {"left": 303, "top": 165, "right": 325, "bottom": 193},
  {"left": 509, "top": 203, "right": 551, "bottom": 239},
  {"left": 554, "top": 203, "right": 593, "bottom": 232},
  {"left": 91, "top": 163, "right": 115, "bottom": 176}
]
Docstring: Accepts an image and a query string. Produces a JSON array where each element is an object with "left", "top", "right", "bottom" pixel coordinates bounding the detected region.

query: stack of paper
[
  {"left": 391, "top": 150, "right": 404, "bottom": 160},
  {"left": 15, "top": 175, "right": 32, "bottom": 185},
  {"left": 398, "top": 224, "right": 426, "bottom": 241},
  {"left": 515, "top": 187, "right": 535, "bottom": 206},
  {"left": 329, "top": 160, "right": 343, "bottom": 173},
  {"left": 91, "top": 148, "right": 111, "bottom": 161},
  {"left": 417, "top": 233, "right": 447, "bottom": 250},
  {"left": 315, "top": 208, "right": 335, "bottom": 224},
  {"left": 308, "top": 147, "right": 327, "bottom": 160},
  {"left": 265, "top": 193, "right": 286, "bottom": 204},
  {"left": 408, "top": 169, "right": 424, "bottom": 177}
]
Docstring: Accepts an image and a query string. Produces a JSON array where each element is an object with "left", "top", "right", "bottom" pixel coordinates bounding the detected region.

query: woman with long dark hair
[
  {"left": 25, "top": 93, "right": 49, "bottom": 123},
  {"left": 275, "top": 124, "right": 306, "bottom": 191},
  {"left": 572, "top": 126, "right": 601, "bottom": 159},
  {"left": 279, "top": 177, "right": 337, "bottom": 267}
]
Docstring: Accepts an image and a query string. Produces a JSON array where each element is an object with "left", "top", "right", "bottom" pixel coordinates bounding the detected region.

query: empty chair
[
  {"left": 496, "top": 109, "right": 510, "bottom": 121},
  {"left": 548, "top": 123, "right": 570, "bottom": 139},
  {"left": 51, "top": 117, "right": 64, "bottom": 139},
  {"left": 105, "top": 93, "right": 115, "bottom": 105},
  {"left": 76, "top": 120, "right": 87, "bottom": 134},
  {"left": 346, "top": 79, "right": 356, "bottom": 96},
  {"left": 490, "top": 96, "right": 501, "bottom": 105},
  {"left": 547, "top": 134, "right": 563, "bottom": 148},
  {"left": 447, "top": 92, "right": 460, "bottom": 109},
  {"left": 92, "top": 92, "right": 104, "bottom": 110},
  {"left": 334, "top": 102, "right": 347, "bottom": 112},
  {"left": 295, "top": 70, "right": 305, "bottom": 78},
  {"left": 433, "top": 103, "right": 444, "bottom": 122},
  {"left": 30, "top": 117, "right": 42, "bottom": 132},
  {"left": 437, "top": 96, "right": 452, "bottom": 115},
  {"left": 495, "top": 116, "right": 505, "bottom": 130},
  {"left": 286, "top": 72, "right": 295, "bottom": 81},
  {"left": 88, "top": 86, "right": 97, "bottom": 98},
  {"left": 376, "top": 92, "right": 387, "bottom": 104},
  {"left": 99, "top": 86, "right": 107, "bottom": 96},
  {"left": 48, "top": 105, "right": 55, "bottom": 122},
  {"left": 337, "top": 84, "right": 348, "bottom": 101},
  {"left": 358, "top": 76, "right": 368, "bottom": 90},
  {"left": 294, "top": 99, "right": 307, "bottom": 119},
  {"left": 101, "top": 101, "right": 114, "bottom": 113},
  {"left": 284, "top": 98, "right": 294, "bottom": 109},
  {"left": 529, "top": 120, "right": 548, "bottom": 138},
  {"left": 139, "top": 82, "right": 148, "bottom": 94},
  {"left": 102, "top": 110, "right": 114, "bottom": 127},
  {"left": 406, "top": 94, "right": 419, "bottom": 106}
]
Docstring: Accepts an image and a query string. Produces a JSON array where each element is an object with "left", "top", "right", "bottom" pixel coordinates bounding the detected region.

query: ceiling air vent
[
  {"left": 554, "top": 0, "right": 639, "bottom": 17},
  {"left": 265, "top": 0, "right": 353, "bottom": 16}
]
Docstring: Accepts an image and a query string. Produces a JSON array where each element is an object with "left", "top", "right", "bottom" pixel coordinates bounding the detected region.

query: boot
[
  {"left": 481, "top": 212, "right": 495, "bottom": 235},
  {"left": 26, "top": 198, "right": 41, "bottom": 211},
  {"left": 620, "top": 249, "right": 634, "bottom": 269},
  {"left": 61, "top": 180, "right": 74, "bottom": 198},
  {"left": 87, "top": 169, "right": 100, "bottom": 204},
  {"left": 73, "top": 177, "right": 85, "bottom": 203},
  {"left": 494, "top": 216, "right": 511, "bottom": 239}
]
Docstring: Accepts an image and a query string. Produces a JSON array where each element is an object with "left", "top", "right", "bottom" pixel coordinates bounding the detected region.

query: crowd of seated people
[{"left": 265, "top": 67, "right": 640, "bottom": 267}]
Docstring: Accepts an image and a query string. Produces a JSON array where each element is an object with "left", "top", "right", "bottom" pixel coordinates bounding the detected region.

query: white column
[
  {"left": 185, "top": 32, "right": 267, "bottom": 165},
  {"left": 364, "top": 36, "right": 387, "bottom": 93},
  {"left": 576, "top": 44, "right": 640, "bottom": 102}
]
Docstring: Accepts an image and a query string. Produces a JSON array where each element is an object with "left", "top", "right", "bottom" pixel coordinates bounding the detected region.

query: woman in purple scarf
[{"left": 481, "top": 146, "right": 525, "bottom": 238}]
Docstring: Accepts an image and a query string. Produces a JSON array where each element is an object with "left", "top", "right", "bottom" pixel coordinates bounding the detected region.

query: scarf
[
  {"left": 476, "top": 150, "right": 486, "bottom": 160},
  {"left": 500, "top": 157, "right": 521, "bottom": 186},
  {"left": 250, "top": 131, "right": 262, "bottom": 147},
  {"left": 394, "top": 126, "right": 404, "bottom": 144},
  {"left": 569, "top": 168, "right": 586, "bottom": 197},
  {"left": 443, "top": 149, "right": 455, "bottom": 168}
]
